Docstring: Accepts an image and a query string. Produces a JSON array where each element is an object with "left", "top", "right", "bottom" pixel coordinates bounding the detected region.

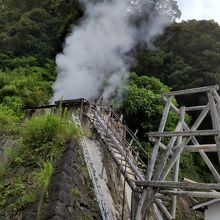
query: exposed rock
[{"left": 44, "top": 139, "right": 101, "bottom": 220}]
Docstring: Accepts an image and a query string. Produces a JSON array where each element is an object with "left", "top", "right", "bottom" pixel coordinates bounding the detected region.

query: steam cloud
[{"left": 51, "top": 0, "right": 178, "bottom": 103}]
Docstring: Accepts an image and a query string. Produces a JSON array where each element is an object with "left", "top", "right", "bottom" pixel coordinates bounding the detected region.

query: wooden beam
[
  {"left": 154, "top": 107, "right": 185, "bottom": 180},
  {"left": 162, "top": 85, "right": 219, "bottom": 97},
  {"left": 146, "top": 96, "right": 172, "bottom": 181},
  {"left": 190, "top": 104, "right": 210, "bottom": 131},
  {"left": 183, "top": 144, "right": 217, "bottom": 152},
  {"left": 166, "top": 101, "right": 220, "bottom": 182},
  {"left": 160, "top": 138, "right": 188, "bottom": 181},
  {"left": 172, "top": 135, "right": 181, "bottom": 218},
  {"left": 136, "top": 97, "right": 173, "bottom": 220},
  {"left": 149, "top": 129, "right": 220, "bottom": 138},
  {"left": 185, "top": 105, "right": 207, "bottom": 111},
  {"left": 154, "top": 199, "right": 173, "bottom": 220},
  {"left": 182, "top": 177, "right": 217, "bottom": 193},
  {"left": 208, "top": 92, "right": 220, "bottom": 166},
  {"left": 160, "top": 190, "right": 220, "bottom": 198},
  {"left": 136, "top": 181, "right": 220, "bottom": 191}
]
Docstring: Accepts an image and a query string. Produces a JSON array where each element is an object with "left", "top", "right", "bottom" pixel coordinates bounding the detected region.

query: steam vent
[
  {"left": 7, "top": 85, "right": 214, "bottom": 220},
  {"left": 1, "top": 1, "right": 220, "bottom": 220}
]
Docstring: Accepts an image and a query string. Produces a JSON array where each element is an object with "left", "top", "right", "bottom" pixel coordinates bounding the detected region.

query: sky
[{"left": 177, "top": 0, "right": 220, "bottom": 24}]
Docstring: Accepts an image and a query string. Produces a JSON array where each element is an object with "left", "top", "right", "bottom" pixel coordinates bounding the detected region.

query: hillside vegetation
[{"left": 0, "top": 0, "right": 220, "bottom": 218}]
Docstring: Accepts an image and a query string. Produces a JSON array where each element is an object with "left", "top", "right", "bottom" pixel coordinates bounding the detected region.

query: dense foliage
[
  {"left": 0, "top": 0, "right": 220, "bottom": 217},
  {"left": 121, "top": 73, "right": 178, "bottom": 140},
  {"left": 133, "top": 20, "right": 220, "bottom": 91},
  {"left": 0, "top": 113, "right": 80, "bottom": 217}
]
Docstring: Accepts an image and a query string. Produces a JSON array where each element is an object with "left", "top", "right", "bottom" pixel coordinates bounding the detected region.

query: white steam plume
[{"left": 51, "top": 0, "right": 178, "bottom": 103}]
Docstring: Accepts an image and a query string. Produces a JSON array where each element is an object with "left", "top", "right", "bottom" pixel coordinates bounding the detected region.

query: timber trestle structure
[
  {"left": 29, "top": 85, "right": 220, "bottom": 219},
  {"left": 86, "top": 104, "right": 149, "bottom": 187},
  {"left": 135, "top": 85, "right": 220, "bottom": 220},
  {"left": 80, "top": 85, "right": 220, "bottom": 220}
]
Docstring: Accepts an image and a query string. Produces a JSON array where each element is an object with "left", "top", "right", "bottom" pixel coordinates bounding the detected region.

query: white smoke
[
  {"left": 51, "top": 0, "right": 178, "bottom": 103},
  {"left": 177, "top": 0, "right": 220, "bottom": 24}
]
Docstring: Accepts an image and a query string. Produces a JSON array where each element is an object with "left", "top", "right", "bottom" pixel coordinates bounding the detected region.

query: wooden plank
[
  {"left": 154, "top": 107, "right": 185, "bottom": 180},
  {"left": 154, "top": 199, "right": 173, "bottom": 220},
  {"left": 146, "top": 96, "right": 172, "bottom": 181},
  {"left": 136, "top": 97, "right": 173, "bottom": 220},
  {"left": 181, "top": 123, "right": 220, "bottom": 182},
  {"left": 149, "top": 129, "right": 220, "bottom": 138},
  {"left": 190, "top": 104, "right": 210, "bottom": 131},
  {"left": 136, "top": 181, "right": 220, "bottom": 190},
  {"left": 167, "top": 102, "right": 220, "bottom": 182},
  {"left": 160, "top": 138, "right": 188, "bottom": 180},
  {"left": 172, "top": 137, "right": 181, "bottom": 218},
  {"left": 161, "top": 190, "right": 220, "bottom": 198},
  {"left": 131, "top": 191, "right": 139, "bottom": 220},
  {"left": 208, "top": 92, "right": 220, "bottom": 166},
  {"left": 162, "top": 85, "right": 219, "bottom": 97},
  {"left": 185, "top": 105, "right": 207, "bottom": 111},
  {"left": 184, "top": 144, "right": 217, "bottom": 152}
]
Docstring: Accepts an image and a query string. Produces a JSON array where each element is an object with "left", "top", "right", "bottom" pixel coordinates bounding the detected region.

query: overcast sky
[{"left": 177, "top": 0, "right": 220, "bottom": 24}]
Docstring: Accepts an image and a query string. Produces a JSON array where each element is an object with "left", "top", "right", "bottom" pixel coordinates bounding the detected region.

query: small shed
[{"left": 193, "top": 199, "right": 220, "bottom": 220}]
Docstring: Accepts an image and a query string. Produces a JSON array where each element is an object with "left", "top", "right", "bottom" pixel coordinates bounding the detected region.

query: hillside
[{"left": 0, "top": 0, "right": 220, "bottom": 219}]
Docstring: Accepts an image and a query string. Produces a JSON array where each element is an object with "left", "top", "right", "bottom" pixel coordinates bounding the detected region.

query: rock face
[{"left": 44, "top": 139, "right": 101, "bottom": 220}]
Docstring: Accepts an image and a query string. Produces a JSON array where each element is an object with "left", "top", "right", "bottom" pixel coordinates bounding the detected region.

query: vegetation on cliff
[{"left": 0, "top": 0, "right": 220, "bottom": 218}]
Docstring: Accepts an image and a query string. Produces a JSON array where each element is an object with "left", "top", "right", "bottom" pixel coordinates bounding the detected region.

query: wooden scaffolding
[{"left": 134, "top": 85, "right": 220, "bottom": 220}]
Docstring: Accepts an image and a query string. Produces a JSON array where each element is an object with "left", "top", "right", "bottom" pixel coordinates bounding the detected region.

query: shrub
[
  {"left": 0, "top": 104, "right": 19, "bottom": 136},
  {"left": 33, "top": 159, "right": 53, "bottom": 191},
  {"left": 23, "top": 113, "right": 80, "bottom": 155}
]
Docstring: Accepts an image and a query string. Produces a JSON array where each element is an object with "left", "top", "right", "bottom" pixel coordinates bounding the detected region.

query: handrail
[
  {"left": 92, "top": 107, "right": 148, "bottom": 171},
  {"left": 94, "top": 106, "right": 149, "bottom": 160}
]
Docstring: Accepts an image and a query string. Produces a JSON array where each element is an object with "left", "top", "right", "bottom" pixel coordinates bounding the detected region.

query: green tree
[{"left": 120, "top": 73, "right": 177, "bottom": 140}]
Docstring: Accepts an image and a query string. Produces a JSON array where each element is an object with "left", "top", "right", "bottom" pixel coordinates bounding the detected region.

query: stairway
[
  {"left": 73, "top": 104, "right": 149, "bottom": 219},
  {"left": 72, "top": 113, "right": 117, "bottom": 220},
  {"left": 86, "top": 106, "right": 149, "bottom": 186}
]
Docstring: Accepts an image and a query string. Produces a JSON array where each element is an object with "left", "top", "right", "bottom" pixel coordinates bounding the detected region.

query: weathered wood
[
  {"left": 137, "top": 87, "right": 220, "bottom": 220},
  {"left": 213, "top": 90, "right": 220, "bottom": 123},
  {"left": 160, "top": 138, "right": 188, "bottom": 180},
  {"left": 184, "top": 144, "right": 217, "bottom": 152},
  {"left": 167, "top": 102, "right": 220, "bottom": 182},
  {"left": 136, "top": 97, "right": 173, "bottom": 220},
  {"left": 154, "top": 107, "right": 185, "bottom": 180},
  {"left": 138, "top": 139, "right": 188, "bottom": 220},
  {"left": 146, "top": 96, "right": 173, "bottom": 181},
  {"left": 191, "top": 104, "right": 210, "bottom": 131},
  {"left": 161, "top": 190, "right": 220, "bottom": 198},
  {"left": 172, "top": 135, "right": 181, "bottom": 218},
  {"left": 163, "top": 85, "right": 219, "bottom": 97},
  {"left": 154, "top": 199, "right": 173, "bottom": 220},
  {"left": 136, "top": 181, "right": 220, "bottom": 190},
  {"left": 182, "top": 178, "right": 197, "bottom": 183},
  {"left": 182, "top": 177, "right": 217, "bottom": 193},
  {"left": 208, "top": 92, "right": 220, "bottom": 166},
  {"left": 185, "top": 105, "right": 207, "bottom": 111},
  {"left": 153, "top": 203, "right": 163, "bottom": 220},
  {"left": 131, "top": 191, "right": 139, "bottom": 220},
  {"left": 182, "top": 123, "right": 220, "bottom": 182},
  {"left": 149, "top": 129, "right": 220, "bottom": 138}
]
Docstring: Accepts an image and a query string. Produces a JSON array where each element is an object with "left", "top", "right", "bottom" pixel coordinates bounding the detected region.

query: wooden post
[
  {"left": 169, "top": 102, "right": 220, "bottom": 182},
  {"left": 135, "top": 181, "right": 220, "bottom": 191},
  {"left": 146, "top": 96, "right": 173, "bottom": 180},
  {"left": 136, "top": 96, "right": 172, "bottom": 220},
  {"left": 161, "top": 190, "right": 220, "bottom": 198},
  {"left": 172, "top": 130, "right": 182, "bottom": 218},
  {"left": 154, "top": 107, "right": 185, "bottom": 180},
  {"left": 208, "top": 92, "right": 220, "bottom": 166},
  {"left": 131, "top": 190, "right": 139, "bottom": 220}
]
